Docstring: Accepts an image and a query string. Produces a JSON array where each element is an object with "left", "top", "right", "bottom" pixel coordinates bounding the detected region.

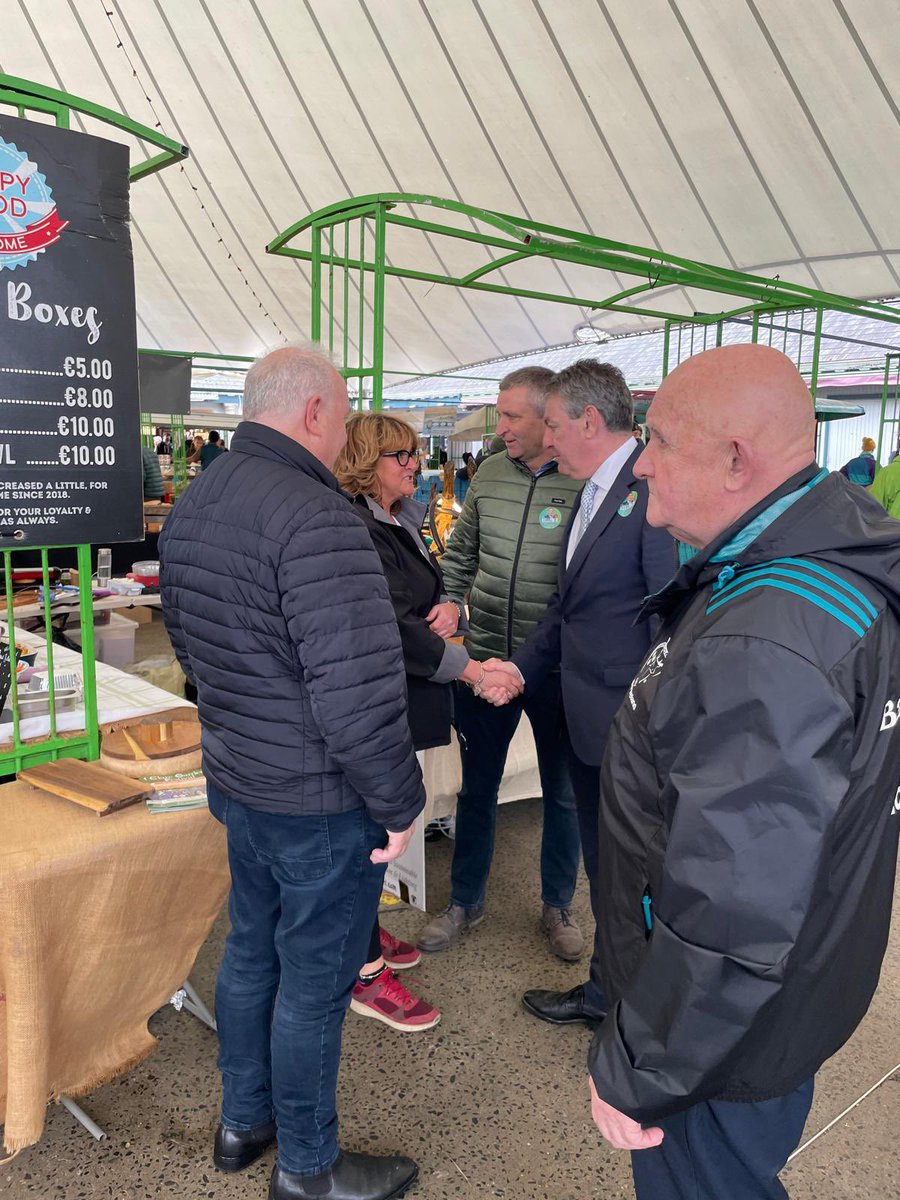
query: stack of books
[{"left": 144, "top": 769, "right": 208, "bottom": 814}]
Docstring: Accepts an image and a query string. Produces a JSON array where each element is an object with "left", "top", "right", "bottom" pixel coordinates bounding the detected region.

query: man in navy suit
[{"left": 487, "top": 360, "right": 676, "bottom": 1027}]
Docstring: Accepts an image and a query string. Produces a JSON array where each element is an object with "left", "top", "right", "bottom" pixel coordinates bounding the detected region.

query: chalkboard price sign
[{"left": 0, "top": 113, "right": 143, "bottom": 546}]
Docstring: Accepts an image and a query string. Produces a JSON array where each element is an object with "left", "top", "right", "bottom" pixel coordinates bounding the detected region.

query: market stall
[
  {"left": 0, "top": 767, "right": 228, "bottom": 1153},
  {"left": 0, "top": 627, "right": 227, "bottom": 1156}
]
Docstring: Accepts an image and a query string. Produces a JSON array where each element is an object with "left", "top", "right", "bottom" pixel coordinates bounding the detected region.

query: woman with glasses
[{"left": 335, "top": 413, "right": 512, "bottom": 1032}]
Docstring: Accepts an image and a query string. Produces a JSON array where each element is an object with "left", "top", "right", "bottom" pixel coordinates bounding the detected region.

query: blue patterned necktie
[{"left": 578, "top": 480, "right": 598, "bottom": 540}]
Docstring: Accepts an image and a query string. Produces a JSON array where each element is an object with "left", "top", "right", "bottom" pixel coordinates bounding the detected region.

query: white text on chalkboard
[{"left": 6, "top": 282, "right": 103, "bottom": 345}]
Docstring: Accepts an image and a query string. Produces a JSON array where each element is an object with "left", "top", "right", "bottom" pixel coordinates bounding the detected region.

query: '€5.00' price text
[
  {"left": 63, "top": 357, "right": 112, "bottom": 380},
  {"left": 64, "top": 386, "right": 113, "bottom": 408},
  {"left": 58, "top": 415, "right": 115, "bottom": 438}
]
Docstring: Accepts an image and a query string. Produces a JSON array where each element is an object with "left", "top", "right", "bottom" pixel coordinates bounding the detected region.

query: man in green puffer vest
[{"left": 417, "top": 367, "right": 584, "bottom": 962}]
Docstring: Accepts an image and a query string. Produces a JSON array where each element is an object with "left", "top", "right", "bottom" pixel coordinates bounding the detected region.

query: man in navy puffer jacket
[{"left": 160, "top": 347, "right": 423, "bottom": 1200}]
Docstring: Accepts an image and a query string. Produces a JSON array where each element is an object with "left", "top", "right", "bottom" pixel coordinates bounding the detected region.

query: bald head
[
  {"left": 658, "top": 344, "right": 815, "bottom": 458},
  {"left": 636, "top": 345, "right": 818, "bottom": 548},
  {"left": 243, "top": 345, "right": 349, "bottom": 470}
]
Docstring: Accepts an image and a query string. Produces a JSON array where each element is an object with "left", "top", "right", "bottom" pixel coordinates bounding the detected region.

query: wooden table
[{"left": 10, "top": 591, "right": 162, "bottom": 623}]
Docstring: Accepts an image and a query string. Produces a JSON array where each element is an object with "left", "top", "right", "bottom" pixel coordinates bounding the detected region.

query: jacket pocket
[{"left": 244, "top": 809, "right": 333, "bottom": 881}]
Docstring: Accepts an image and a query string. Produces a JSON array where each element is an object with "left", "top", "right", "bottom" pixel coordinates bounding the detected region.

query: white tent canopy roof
[
  {"left": 5, "top": 1, "right": 900, "bottom": 372},
  {"left": 384, "top": 303, "right": 900, "bottom": 402}
]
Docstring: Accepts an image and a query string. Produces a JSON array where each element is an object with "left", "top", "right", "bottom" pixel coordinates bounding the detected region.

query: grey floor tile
[{"left": 782, "top": 1073, "right": 900, "bottom": 1200}]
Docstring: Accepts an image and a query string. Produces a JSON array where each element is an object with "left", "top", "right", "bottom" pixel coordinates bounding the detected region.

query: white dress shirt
[{"left": 565, "top": 438, "right": 636, "bottom": 567}]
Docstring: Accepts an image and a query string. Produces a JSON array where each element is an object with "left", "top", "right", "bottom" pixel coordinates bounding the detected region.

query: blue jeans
[
  {"left": 450, "top": 675, "right": 581, "bottom": 910},
  {"left": 207, "top": 786, "right": 387, "bottom": 1175},
  {"left": 631, "top": 1079, "right": 814, "bottom": 1200}
]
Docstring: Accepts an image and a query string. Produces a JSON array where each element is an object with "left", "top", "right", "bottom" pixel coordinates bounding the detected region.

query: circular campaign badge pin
[
  {"left": 539, "top": 506, "right": 562, "bottom": 530},
  {"left": 0, "top": 138, "right": 68, "bottom": 271},
  {"left": 617, "top": 490, "right": 638, "bottom": 518}
]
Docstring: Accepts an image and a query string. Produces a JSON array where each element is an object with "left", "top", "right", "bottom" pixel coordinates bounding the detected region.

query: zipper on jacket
[
  {"left": 506, "top": 472, "right": 540, "bottom": 659},
  {"left": 642, "top": 887, "right": 653, "bottom": 937}
]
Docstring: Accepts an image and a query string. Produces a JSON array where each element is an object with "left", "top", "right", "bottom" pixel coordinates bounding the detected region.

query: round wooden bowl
[
  {"left": 100, "top": 715, "right": 202, "bottom": 779},
  {"left": 99, "top": 746, "right": 202, "bottom": 779}
]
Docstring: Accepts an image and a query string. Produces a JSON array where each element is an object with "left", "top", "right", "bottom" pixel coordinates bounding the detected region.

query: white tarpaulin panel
[{"left": 3, "top": 0, "right": 900, "bottom": 371}]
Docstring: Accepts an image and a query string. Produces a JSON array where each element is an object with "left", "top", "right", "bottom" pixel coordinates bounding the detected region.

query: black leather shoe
[
  {"left": 269, "top": 1150, "right": 418, "bottom": 1199},
  {"left": 213, "top": 1119, "right": 277, "bottom": 1172},
  {"left": 521, "top": 983, "right": 607, "bottom": 1027}
]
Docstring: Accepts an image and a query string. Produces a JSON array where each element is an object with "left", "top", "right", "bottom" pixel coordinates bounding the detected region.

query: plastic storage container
[
  {"left": 131, "top": 560, "right": 160, "bottom": 586},
  {"left": 70, "top": 612, "right": 137, "bottom": 669},
  {"left": 96, "top": 613, "right": 137, "bottom": 668}
]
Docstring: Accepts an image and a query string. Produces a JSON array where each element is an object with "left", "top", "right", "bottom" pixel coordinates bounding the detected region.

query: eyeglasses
[{"left": 381, "top": 450, "right": 416, "bottom": 467}]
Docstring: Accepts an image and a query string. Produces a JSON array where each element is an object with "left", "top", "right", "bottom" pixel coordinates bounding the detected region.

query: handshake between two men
[{"left": 470, "top": 659, "right": 524, "bottom": 706}]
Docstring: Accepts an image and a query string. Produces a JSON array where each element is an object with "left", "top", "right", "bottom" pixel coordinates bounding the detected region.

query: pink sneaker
[
  {"left": 379, "top": 926, "right": 421, "bottom": 971},
  {"left": 350, "top": 969, "right": 441, "bottom": 1032}
]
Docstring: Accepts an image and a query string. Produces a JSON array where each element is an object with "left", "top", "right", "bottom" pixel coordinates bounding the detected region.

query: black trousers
[
  {"left": 567, "top": 747, "right": 609, "bottom": 1012},
  {"left": 366, "top": 919, "right": 381, "bottom": 965}
]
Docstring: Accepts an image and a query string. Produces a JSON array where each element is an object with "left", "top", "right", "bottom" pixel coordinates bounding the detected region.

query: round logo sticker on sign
[
  {"left": 0, "top": 138, "right": 68, "bottom": 271},
  {"left": 539, "top": 506, "right": 562, "bottom": 530}
]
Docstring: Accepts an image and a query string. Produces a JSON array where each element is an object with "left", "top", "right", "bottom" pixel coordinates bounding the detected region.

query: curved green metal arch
[
  {"left": 267, "top": 192, "right": 532, "bottom": 255},
  {"left": 0, "top": 73, "right": 188, "bottom": 181},
  {"left": 268, "top": 190, "right": 900, "bottom": 330}
]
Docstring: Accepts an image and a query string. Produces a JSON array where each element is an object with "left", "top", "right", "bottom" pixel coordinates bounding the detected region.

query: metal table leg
[
  {"left": 169, "top": 977, "right": 217, "bottom": 1031},
  {"left": 59, "top": 977, "right": 216, "bottom": 1144},
  {"left": 60, "top": 1096, "right": 106, "bottom": 1141}
]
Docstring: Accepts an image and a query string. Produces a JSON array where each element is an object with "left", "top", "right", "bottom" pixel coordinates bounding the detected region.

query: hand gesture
[
  {"left": 425, "top": 601, "right": 460, "bottom": 639},
  {"left": 588, "top": 1076, "right": 664, "bottom": 1151},
  {"left": 479, "top": 659, "right": 524, "bottom": 706},
  {"left": 371, "top": 822, "right": 415, "bottom": 864}
]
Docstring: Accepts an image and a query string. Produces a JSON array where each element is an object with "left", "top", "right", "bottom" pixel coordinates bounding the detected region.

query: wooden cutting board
[{"left": 18, "top": 759, "right": 151, "bottom": 815}]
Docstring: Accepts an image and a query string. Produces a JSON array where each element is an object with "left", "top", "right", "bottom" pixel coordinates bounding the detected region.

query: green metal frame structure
[
  {"left": 0, "top": 77, "right": 187, "bottom": 773},
  {"left": 879, "top": 355, "right": 900, "bottom": 462},
  {"left": 268, "top": 193, "right": 900, "bottom": 415},
  {"left": 0, "top": 75, "right": 187, "bottom": 181},
  {"left": 140, "top": 413, "right": 189, "bottom": 496},
  {"left": 0, "top": 543, "right": 100, "bottom": 771},
  {"left": 140, "top": 412, "right": 156, "bottom": 451},
  {"left": 169, "top": 416, "right": 188, "bottom": 496}
]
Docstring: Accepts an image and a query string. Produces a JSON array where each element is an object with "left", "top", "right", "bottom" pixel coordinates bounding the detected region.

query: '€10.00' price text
[{"left": 59, "top": 357, "right": 116, "bottom": 464}]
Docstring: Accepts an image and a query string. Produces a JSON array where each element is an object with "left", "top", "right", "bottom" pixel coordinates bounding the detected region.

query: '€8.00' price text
[{"left": 64, "top": 386, "right": 113, "bottom": 408}]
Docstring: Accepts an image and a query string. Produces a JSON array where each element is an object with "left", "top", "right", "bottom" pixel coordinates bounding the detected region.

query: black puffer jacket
[
  {"left": 159, "top": 422, "right": 424, "bottom": 832},
  {"left": 589, "top": 465, "right": 900, "bottom": 1121}
]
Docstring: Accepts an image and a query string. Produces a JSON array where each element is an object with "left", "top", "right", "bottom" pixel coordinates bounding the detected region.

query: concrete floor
[{"left": 1, "top": 613, "right": 897, "bottom": 1199}]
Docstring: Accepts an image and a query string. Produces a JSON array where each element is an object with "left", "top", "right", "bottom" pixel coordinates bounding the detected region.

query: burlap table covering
[{"left": 0, "top": 779, "right": 229, "bottom": 1152}]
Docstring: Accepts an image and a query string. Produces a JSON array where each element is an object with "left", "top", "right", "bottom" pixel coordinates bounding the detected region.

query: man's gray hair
[
  {"left": 550, "top": 360, "right": 634, "bottom": 432},
  {"left": 243, "top": 344, "right": 339, "bottom": 420},
  {"left": 498, "top": 365, "right": 556, "bottom": 417}
]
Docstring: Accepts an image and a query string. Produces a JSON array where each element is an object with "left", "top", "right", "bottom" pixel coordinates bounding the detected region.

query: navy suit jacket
[{"left": 513, "top": 443, "right": 677, "bottom": 766}]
